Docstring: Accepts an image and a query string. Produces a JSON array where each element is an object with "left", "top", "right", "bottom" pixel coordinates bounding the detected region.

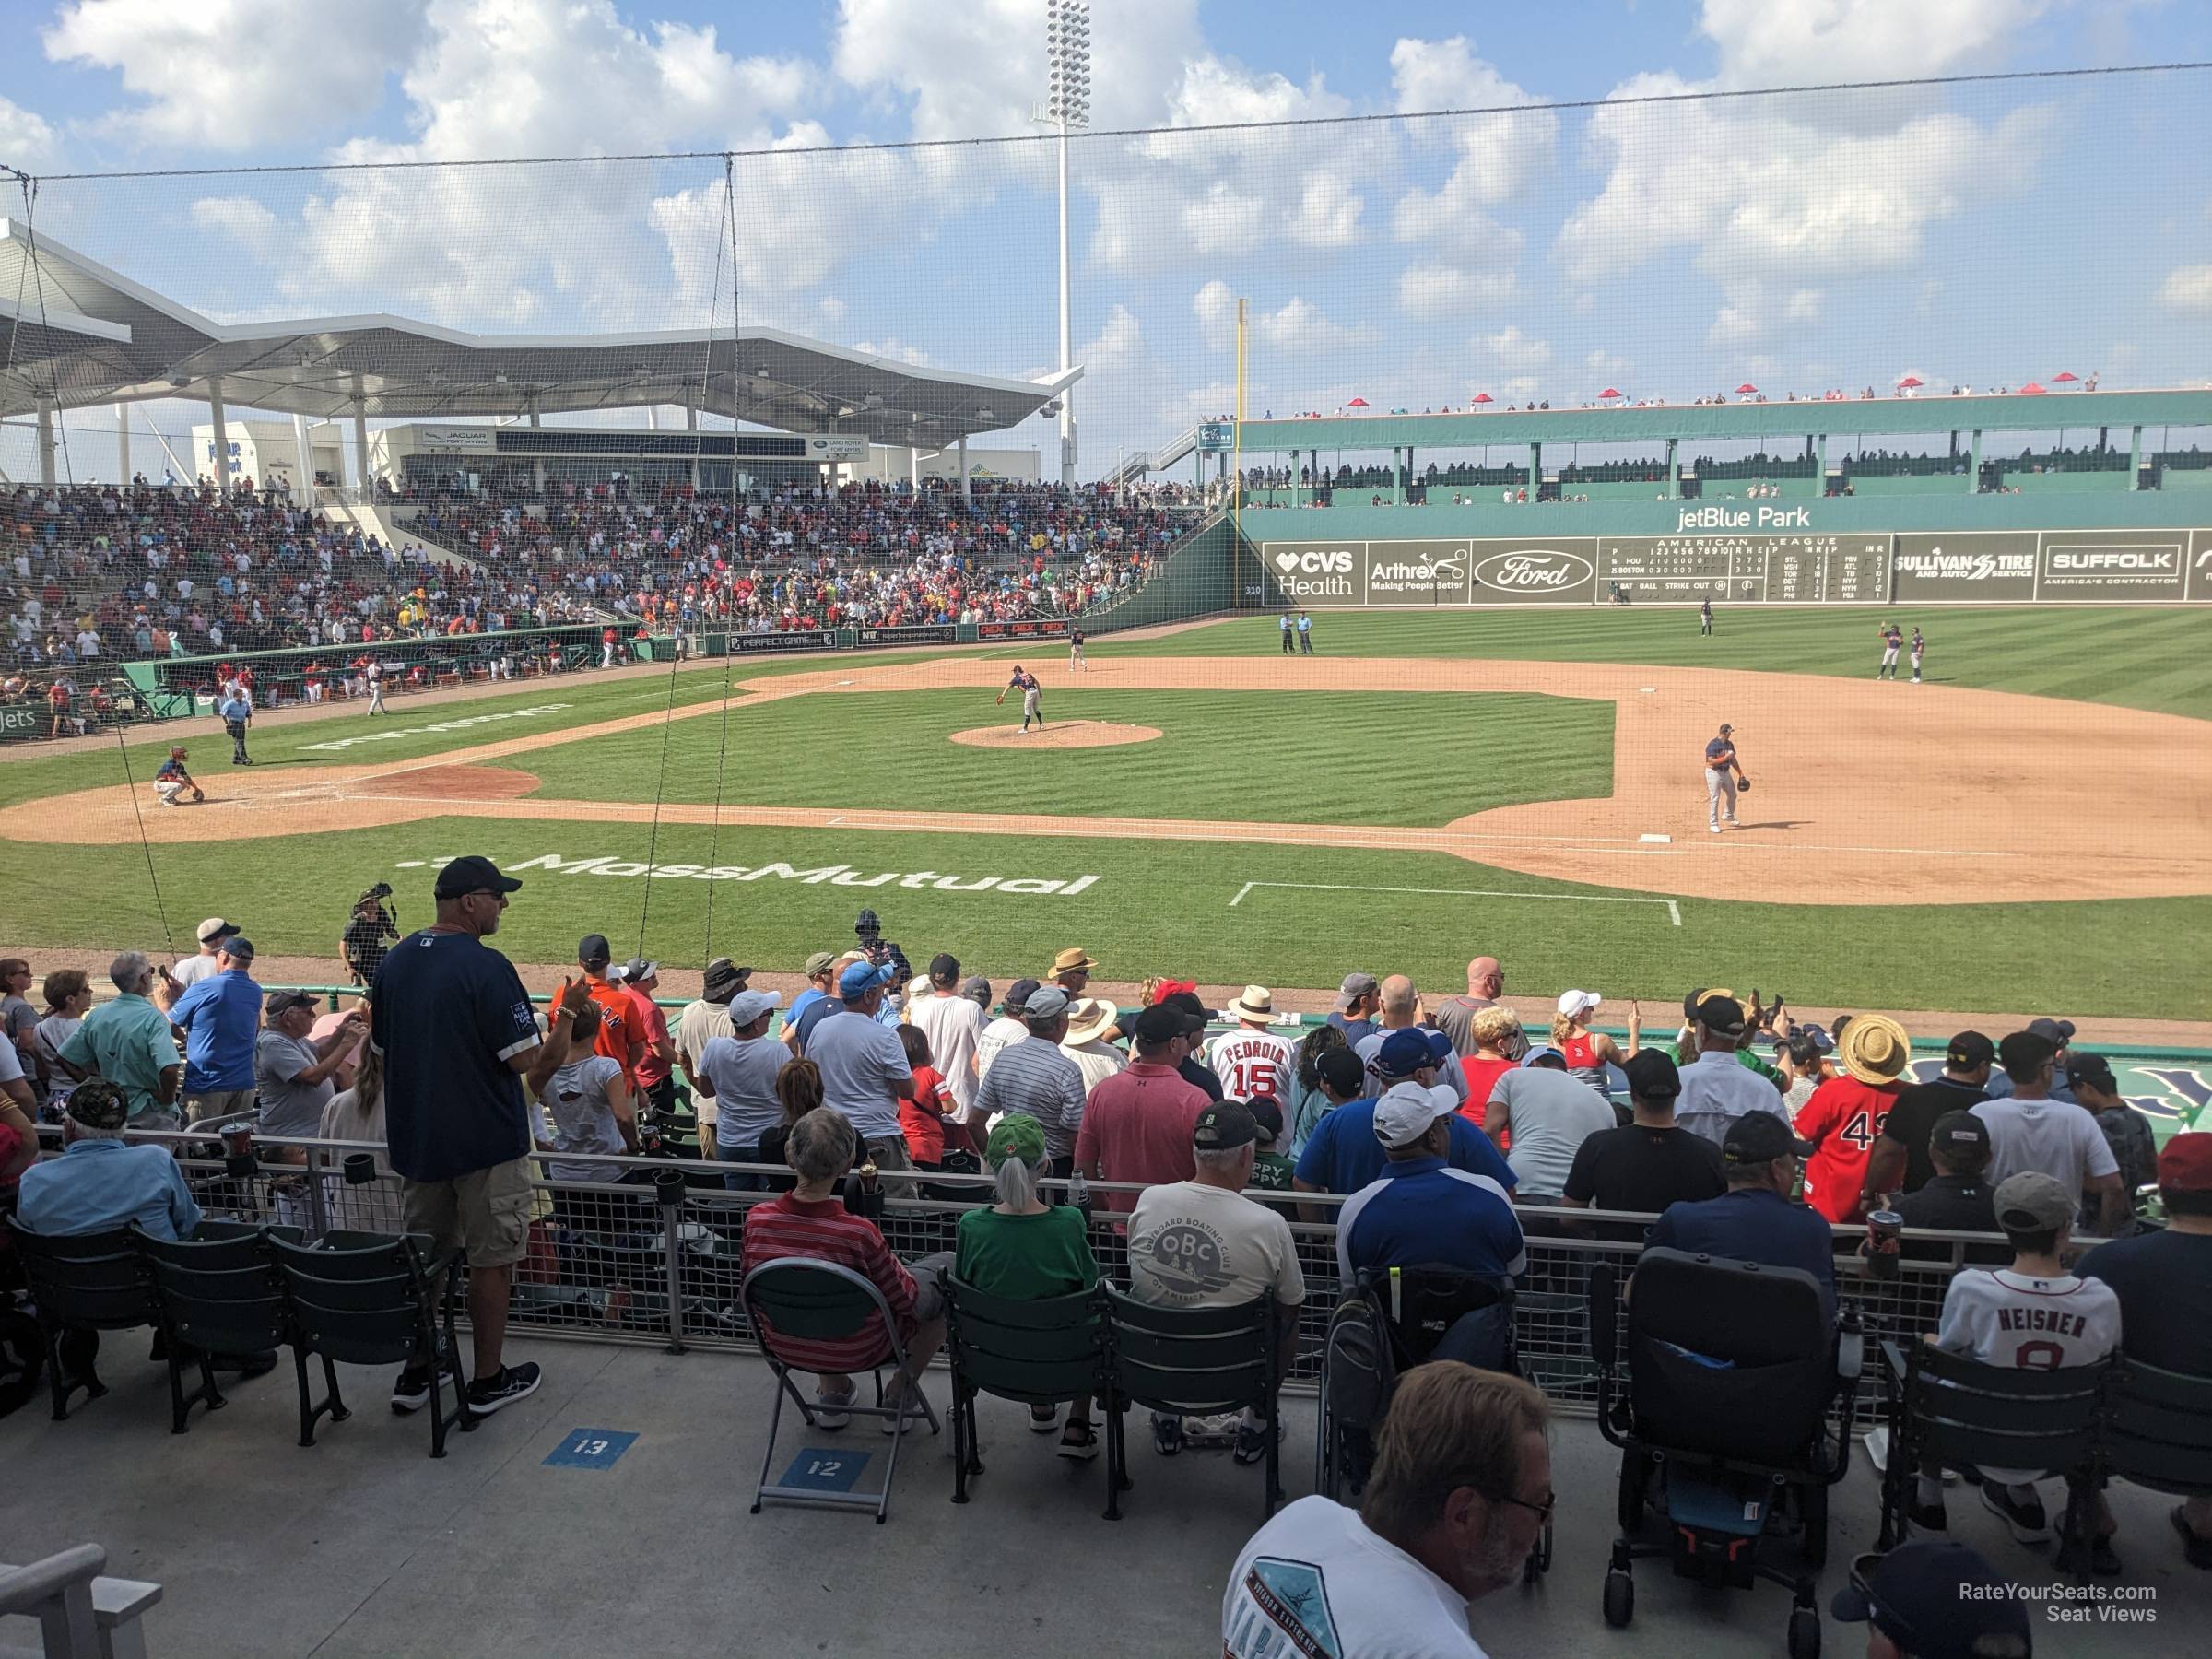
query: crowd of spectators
[
  {"left": 403, "top": 478, "right": 1183, "bottom": 632},
  {"left": 7, "top": 890, "right": 2210, "bottom": 1606}
]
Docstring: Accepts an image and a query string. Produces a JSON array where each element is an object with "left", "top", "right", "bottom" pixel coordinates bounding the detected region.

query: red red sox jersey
[
  {"left": 1936, "top": 1270, "right": 2121, "bottom": 1373},
  {"left": 1206, "top": 1029, "right": 1296, "bottom": 1102}
]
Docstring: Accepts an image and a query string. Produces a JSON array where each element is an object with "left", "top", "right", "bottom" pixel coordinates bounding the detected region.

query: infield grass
[{"left": 514, "top": 688, "right": 1613, "bottom": 825}]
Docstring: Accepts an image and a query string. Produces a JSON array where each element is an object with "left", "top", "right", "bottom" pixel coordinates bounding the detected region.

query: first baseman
[
  {"left": 996, "top": 665, "right": 1044, "bottom": 732},
  {"left": 1703, "top": 723, "right": 1748, "bottom": 832},
  {"left": 1878, "top": 620, "right": 1903, "bottom": 680}
]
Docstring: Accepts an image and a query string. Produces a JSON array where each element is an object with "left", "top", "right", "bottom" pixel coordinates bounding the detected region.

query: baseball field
[{"left": 5, "top": 602, "right": 2210, "bottom": 1021}]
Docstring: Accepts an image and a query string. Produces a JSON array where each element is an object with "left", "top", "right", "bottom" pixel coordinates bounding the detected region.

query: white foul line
[{"left": 1230, "top": 879, "right": 1681, "bottom": 927}]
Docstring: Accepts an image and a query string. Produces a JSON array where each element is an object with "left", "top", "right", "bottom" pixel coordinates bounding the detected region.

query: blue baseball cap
[
  {"left": 1375, "top": 1029, "right": 1438, "bottom": 1080},
  {"left": 1831, "top": 1543, "right": 2030, "bottom": 1659},
  {"left": 839, "top": 959, "right": 896, "bottom": 1000}
]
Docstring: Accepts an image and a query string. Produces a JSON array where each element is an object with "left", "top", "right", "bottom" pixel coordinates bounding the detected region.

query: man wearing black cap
[
  {"left": 908, "top": 952, "right": 985, "bottom": 1136},
  {"left": 570, "top": 934, "right": 643, "bottom": 1089},
  {"left": 974, "top": 976, "right": 1039, "bottom": 1088},
  {"left": 1890, "top": 1112, "right": 2001, "bottom": 1245},
  {"left": 1642, "top": 1110, "right": 1836, "bottom": 1321},
  {"left": 1971, "top": 1032, "right": 2124, "bottom": 1235},
  {"left": 1869, "top": 1032, "right": 1994, "bottom": 1200},
  {"left": 1674, "top": 993, "right": 1788, "bottom": 1149},
  {"left": 1830, "top": 1540, "right": 2032, "bottom": 1659},
  {"left": 675, "top": 958, "right": 750, "bottom": 1159},
  {"left": 371, "top": 854, "right": 584, "bottom": 1417},
  {"left": 1561, "top": 1050, "right": 1725, "bottom": 1237},
  {"left": 1983, "top": 1017, "right": 2078, "bottom": 1105},
  {"left": 2065, "top": 1053, "right": 2156, "bottom": 1229},
  {"left": 1074, "top": 1002, "right": 1210, "bottom": 1218}
]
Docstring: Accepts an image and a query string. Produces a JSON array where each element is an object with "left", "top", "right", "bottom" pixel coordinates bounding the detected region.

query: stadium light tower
[{"left": 1034, "top": 0, "right": 1089, "bottom": 490}]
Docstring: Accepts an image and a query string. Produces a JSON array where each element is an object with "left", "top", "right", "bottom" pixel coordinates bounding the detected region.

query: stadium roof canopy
[{"left": 0, "top": 219, "right": 1077, "bottom": 444}]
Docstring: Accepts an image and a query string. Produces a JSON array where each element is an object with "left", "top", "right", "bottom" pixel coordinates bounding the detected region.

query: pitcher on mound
[{"left": 996, "top": 665, "right": 1044, "bottom": 733}]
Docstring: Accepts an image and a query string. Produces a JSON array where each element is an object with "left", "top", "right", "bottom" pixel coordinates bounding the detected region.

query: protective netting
[{"left": 2, "top": 66, "right": 2210, "bottom": 1019}]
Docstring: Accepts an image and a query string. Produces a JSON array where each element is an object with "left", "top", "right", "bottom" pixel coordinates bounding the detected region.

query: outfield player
[
  {"left": 995, "top": 665, "right": 1044, "bottom": 732},
  {"left": 1278, "top": 613, "right": 1295, "bottom": 654},
  {"left": 366, "top": 658, "right": 388, "bottom": 714},
  {"left": 1877, "top": 620, "right": 1903, "bottom": 680},
  {"left": 153, "top": 747, "right": 204, "bottom": 806},
  {"left": 1910, "top": 626, "right": 1925, "bottom": 684},
  {"left": 1919, "top": 1171, "right": 2121, "bottom": 1544},
  {"left": 1206, "top": 987, "right": 1296, "bottom": 1102},
  {"left": 1700, "top": 595, "right": 1713, "bottom": 636},
  {"left": 1067, "top": 625, "right": 1086, "bottom": 672},
  {"left": 1702, "top": 723, "right": 1747, "bottom": 833}
]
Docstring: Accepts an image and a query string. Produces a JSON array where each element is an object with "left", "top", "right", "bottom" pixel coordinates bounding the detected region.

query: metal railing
[{"left": 66, "top": 1126, "right": 1987, "bottom": 1420}]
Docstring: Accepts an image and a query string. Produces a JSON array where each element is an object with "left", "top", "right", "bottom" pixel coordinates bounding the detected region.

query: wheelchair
[
  {"left": 1589, "top": 1250, "right": 1862, "bottom": 1659},
  {"left": 1314, "top": 1263, "right": 1550, "bottom": 1583}
]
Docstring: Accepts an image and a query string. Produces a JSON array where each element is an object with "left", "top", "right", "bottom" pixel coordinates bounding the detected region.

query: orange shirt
[{"left": 579, "top": 977, "right": 639, "bottom": 1085}]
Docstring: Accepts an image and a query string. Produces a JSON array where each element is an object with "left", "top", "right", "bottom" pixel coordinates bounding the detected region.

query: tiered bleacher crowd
[{"left": 5, "top": 854, "right": 2208, "bottom": 1654}]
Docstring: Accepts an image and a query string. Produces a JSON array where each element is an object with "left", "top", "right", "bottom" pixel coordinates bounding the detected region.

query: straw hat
[
  {"left": 1061, "top": 996, "right": 1116, "bottom": 1046},
  {"left": 1228, "top": 985, "right": 1277, "bottom": 1025},
  {"left": 1049, "top": 947, "right": 1099, "bottom": 982},
  {"left": 1839, "top": 1013, "right": 1912, "bottom": 1086}
]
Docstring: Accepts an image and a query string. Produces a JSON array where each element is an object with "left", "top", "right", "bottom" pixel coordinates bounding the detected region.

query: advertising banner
[
  {"left": 1256, "top": 543, "right": 1364, "bottom": 606},
  {"left": 853, "top": 624, "right": 957, "bottom": 647},
  {"left": 801, "top": 434, "right": 867, "bottom": 462},
  {"left": 1363, "top": 540, "right": 1475, "bottom": 604},
  {"left": 2193, "top": 531, "right": 2212, "bottom": 603},
  {"left": 721, "top": 629, "right": 837, "bottom": 655},
  {"left": 0, "top": 705, "right": 42, "bottom": 738},
  {"left": 416, "top": 427, "right": 498, "bottom": 454},
  {"left": 975, "top": 618, "right": 1072, "bottom": 640},
  {"left": 2038, "top": 531, "right": 2188, "bottom": 600},
  {"left": 1465, "top": 537, "right": 1598, "bottom": 605},
  {"left": 1890, "top": 532, "right": 2038, "bottom": 602}
]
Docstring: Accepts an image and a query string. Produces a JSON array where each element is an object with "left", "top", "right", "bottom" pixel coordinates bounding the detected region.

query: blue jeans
[{"left": 715, "top": 1136, "right": 771, "bottom": 1193}]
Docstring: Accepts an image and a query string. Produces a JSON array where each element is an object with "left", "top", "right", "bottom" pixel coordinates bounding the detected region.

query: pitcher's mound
[{"left": 951, "top": 721, "right": 1162, "bottom": 751}]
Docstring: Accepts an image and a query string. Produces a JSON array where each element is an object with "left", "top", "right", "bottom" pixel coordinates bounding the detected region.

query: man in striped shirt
[
  {"left": 740, "top": 1109, "right": 949, "bottom": 1429},
  {"left": 973, "top": 984, "right": 1088, "bottom": 1176}
]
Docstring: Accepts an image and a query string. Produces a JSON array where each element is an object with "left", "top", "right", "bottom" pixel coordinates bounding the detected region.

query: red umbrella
[
  {"left": 1599, "top": 387, "right": 1623, "bottom": 400},
  {"left": 1735, "top": 382, "right": 1758, "bottom": 394},
  {"left": 2053, "top": 371, "right": 2079, "bottom": 383},
  {"left": 2019, "top": 382, "right": 2048, "bottom": 394},
  {"left": 1897, "top": 375, "right": 1924, "bottom": 388},
  {"left": 1472, "top": 392, "right": 1494, "bottom": 405},
  {"left": 1347, "top": 397, "right": 1369, "bottom": 407}
]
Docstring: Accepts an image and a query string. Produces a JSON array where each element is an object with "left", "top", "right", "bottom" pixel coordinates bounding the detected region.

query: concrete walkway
[{"left": 6, "top": 1334, "right": 2206, "bottom": 1657}]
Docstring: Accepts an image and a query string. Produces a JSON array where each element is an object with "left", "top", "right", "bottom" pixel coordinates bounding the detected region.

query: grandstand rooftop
[{"left": 0, "top": 219, "right": 1077, "bottom": 443}]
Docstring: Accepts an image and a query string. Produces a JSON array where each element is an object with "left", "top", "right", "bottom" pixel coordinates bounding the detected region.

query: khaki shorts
[
  {"left": 401, "top": 1156, "right": 535, "bottom": 1269},
  {"left": 184, "top": 1088, "right": 256, "bottom": 1125}
]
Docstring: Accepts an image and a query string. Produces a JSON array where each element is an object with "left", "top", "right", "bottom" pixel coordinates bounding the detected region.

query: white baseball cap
[
  {"left": 196, "top": 916, "right": 239, "bottom": 945},
  {"left": 1557, "top": 989, "right": 1603, "bottom": 1020},
  {"left": 1371, "top": 1082, "right": 1460, "bottom": 1149}
]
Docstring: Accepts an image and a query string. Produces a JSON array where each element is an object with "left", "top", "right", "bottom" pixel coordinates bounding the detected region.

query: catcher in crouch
[
  {"left": 154, "top": 746, "right": 205, "bottom": 806},
  {"left": 1702, "top": 723, "right": 1750, "bottom": 832}
]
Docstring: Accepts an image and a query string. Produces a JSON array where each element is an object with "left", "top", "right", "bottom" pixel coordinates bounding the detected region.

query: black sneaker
[
  {"left": 1982, "top": 1482, "right": 2050, "bottom": 1545},
  {"left": 1908, "top": 1498, "right": 1949, "bottom": 1534},
  {"left": 2055, "top": 1532, "right": 2123, "bottom": 1577},
  {"left": 465, "top": 1362, "right": 543, "bottom": 1415},
  {"left": 1151, "top": 1413, "right": 1183, "bottom": 1457},
  {"left": 2172, "top": 1507, "right": 2212, "bottom": 1571},
  {"left": 1233, "top": 1419, "right": 1278, "bottom": 1466},
  {"left": 390, "top": 1365, "right": 432, "bottom": 1414}
]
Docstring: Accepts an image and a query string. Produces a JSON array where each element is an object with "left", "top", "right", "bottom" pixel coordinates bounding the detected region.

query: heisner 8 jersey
[
  {"left": 1207, "top": 1029, "right": 1296, "bottom": 1102},
  {"left": 1936, "top": 1269, "right": 2121, "bottom": 1374}
]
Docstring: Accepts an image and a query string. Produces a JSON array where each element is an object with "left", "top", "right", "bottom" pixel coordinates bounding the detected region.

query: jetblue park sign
[{"left": 1257, "top": 526, "right": 2212, "bottom": 607}]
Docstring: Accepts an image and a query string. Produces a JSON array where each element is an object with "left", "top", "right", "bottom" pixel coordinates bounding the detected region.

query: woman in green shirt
[{"left": 954, "top": 1113, "right": 1101, "bottom": 1460}]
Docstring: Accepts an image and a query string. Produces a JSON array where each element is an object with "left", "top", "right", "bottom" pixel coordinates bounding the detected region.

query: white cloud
[
  {"left": 1080, "top": 303, "right": 1144, "bottom": 372},
  {"left": 45, "top": 0, "right": 429, "bottom": 150},
  {"left": 1697, "top": 0, "right": 2044, "bottom": 87},
  {"left": 1397, "top": 263, "right": 1514, "bottom": 320},
  {"left": 1480, "top": 324, "right": 1551, "bottom": 370},
  {"left": 1586, "top": 347, "right": 1632, "bottom": 379},
  {"left": 1193, "top": 282, "right": 1373, "bottom": 352},
  {"left": 1785, "top": 288, "right": 1823, "bottom": 323},
  {"left": 2157, "top": 265, "right": 2212, "bottom": 314},
  {"left": 1289, "top": 172, "right": 1366, "bottom": 248},
  {"left": 851, "top": 338, "right": 932, "bottom": 366},
  {"left": 1555, "top": 72, "right": 2049, "bottom": 288},
  {"left": 0, "top": 95, "right": 63, "bottom": 170},
  {"left": 1708, "top": 305, "right": 1760, "bottom": 347}
]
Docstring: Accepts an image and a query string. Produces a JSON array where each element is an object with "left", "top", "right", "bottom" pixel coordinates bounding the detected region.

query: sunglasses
[{"left": 1495, "top": 1489, "right": 1556, "bottom": 1524}]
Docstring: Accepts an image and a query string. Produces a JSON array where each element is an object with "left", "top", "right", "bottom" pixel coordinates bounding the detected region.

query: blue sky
[{"left": 6, "top": 1, "right": 2210, "bottom": 478}]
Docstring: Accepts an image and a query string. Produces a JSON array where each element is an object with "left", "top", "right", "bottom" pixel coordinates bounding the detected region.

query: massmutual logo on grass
[{"left": 390, "top": 853, "right": 1100, "bottom": 897}]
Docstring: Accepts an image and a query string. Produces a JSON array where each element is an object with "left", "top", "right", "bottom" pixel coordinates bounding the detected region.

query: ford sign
[{"left": 1472, "top": 548, "right": 1594, "bottom": 591}]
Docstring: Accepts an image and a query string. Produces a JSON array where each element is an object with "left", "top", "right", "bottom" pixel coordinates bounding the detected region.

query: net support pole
[
  {"left": 206, "top": 378, "right": 229, "bottom": 492},
  {"left": 1969, "top": 428, "right": 1982, "bottom": 493},
  {"left": 35, "top": 398, "right": 55, "bottom": 487},
  {"left": 958, "top": 434, "right": 969, "bottom": 505},
  {"left": 528, "top": 396, "right": 545, "bottom": 496},
  {"left": 352, "top": 407, "right": 370, "bottom": 500},
  {"left": 1667, "top": 437, "right": 1678, "bottom": 498},
  {"left": 115, "top": 403, "right": 130, "bottom": 484},
  {"left": 687, "top": 401, "right": 699, "bottom": 491},
  {"left": 2128, "top": 424, "right": 2142, "bottom": 490}
]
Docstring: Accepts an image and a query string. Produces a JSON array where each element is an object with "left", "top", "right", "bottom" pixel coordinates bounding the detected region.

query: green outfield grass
[
  {"left": 512, "top": 688, "right": 1612, "bottom": 825},
  {"left": 6, "top": 815, "right": 2207, "bottom": 1018},
  {"left": 1100, "top": 605, "right": 2212, "bottom": 718}
]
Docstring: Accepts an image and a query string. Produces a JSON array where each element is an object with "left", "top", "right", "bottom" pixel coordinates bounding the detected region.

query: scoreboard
[{"left": 1597, "top": 535, "right": 1890, "bottom": 604}]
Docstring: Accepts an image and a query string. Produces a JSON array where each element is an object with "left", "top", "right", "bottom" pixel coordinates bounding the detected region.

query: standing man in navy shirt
[
  {"left": 1702, "top": 722, "right": 1747, "bottom": 834},
  {"left": 371, "top": 854, "right": 582, "bottom": 1416}
]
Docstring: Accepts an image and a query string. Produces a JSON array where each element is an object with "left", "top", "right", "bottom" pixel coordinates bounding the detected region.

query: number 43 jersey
[{"left": 1793, "top": 1075, "right": 1906, "bottom": 1223}]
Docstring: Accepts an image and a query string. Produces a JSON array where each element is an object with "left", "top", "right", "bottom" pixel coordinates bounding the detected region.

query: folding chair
[
  {"left": 1877, "top": 1337, "right": 2108, "bottom": 1564},
  {"left": 5, "top": 1219, "right": 164, "bottom": 1422},
  {"left": 742, "top": 1258, "right": 941, "bottom": 1524},
  {"left": 943, "top": 1277, "right": 1112, "bottom": 1515},
  {"left": 131, "top": 1222, "right": 302, "bottom": 1433},
  {"left": 269, "top": 1230, "right": 472, "bottom": 1456},
  {"left": 1102, "top": 1287, "right": 1282, "bottom": 1522}
]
